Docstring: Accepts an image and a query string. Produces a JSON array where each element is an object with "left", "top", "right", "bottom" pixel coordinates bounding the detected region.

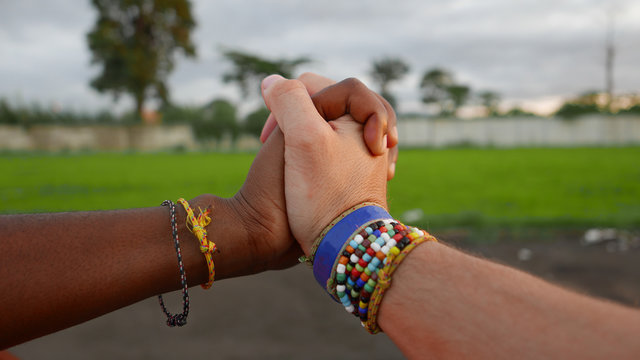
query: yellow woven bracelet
[{"left": 177, "top": 198, "right": 216, "bottom": 289}]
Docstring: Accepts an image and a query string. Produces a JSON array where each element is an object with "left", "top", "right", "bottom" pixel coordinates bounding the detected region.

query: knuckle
[
  {"left": 297, "top": 72, "right": 318, "bottom": 82},
  {"left": 271, "top": 79, "right": 306, "bottom": 100},
  {"left": 341, "top": 77, "right": 367, "bottom": 91}
]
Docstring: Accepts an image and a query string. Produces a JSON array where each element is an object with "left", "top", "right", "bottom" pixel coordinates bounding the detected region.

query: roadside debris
[
  {"left": 581, "top": 228, "right": 640, "bottom": 252},
  {"left": 517, "top": 248, "right": 533, "bottom": 261}
]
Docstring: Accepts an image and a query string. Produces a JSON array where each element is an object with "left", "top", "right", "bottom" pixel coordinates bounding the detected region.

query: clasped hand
[{"left": 215, "top": 73, "right": 399, "bottom": 275}]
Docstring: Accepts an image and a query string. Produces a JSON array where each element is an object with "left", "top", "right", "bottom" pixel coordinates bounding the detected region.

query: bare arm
[
  {"left": 379, "top": 241, "right": 640, "bottom": 359},
  {"left": 0, "top": 74, "right": 396, "bottom": 348},
  {"left": 0, "top": 195, "right": 253, "bottom": 348},
  {"left": 260, "top": 75, "right": 640, "bottom": 359}
]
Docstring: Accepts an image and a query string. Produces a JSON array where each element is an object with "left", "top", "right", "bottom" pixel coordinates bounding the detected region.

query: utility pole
[{"left": 605, "top": 12, "right": 615, "bottom": 111}]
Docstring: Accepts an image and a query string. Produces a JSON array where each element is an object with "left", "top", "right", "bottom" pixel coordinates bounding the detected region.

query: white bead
[
  {"left": 336, "top": 264, "right": 346, "bottom": 273},
  {"left": 381, "top": 233, "right": 390, "bottom": 241},
  {"left": 387, "top": 239, "right": 397, "bottom": 248},
  {"left": 371, "top": 243, "right": 381, "bottom": 252},
  {"left": 336, "top": 284, "right": 346, "bottom": 292},
  {"left": 350, "top": 254, "right": 359, "bottom": 263},
  {"left": 345, "top": 305, "right": 355, "bottom": 313},
  {"left": 381, "top": 245, "right": 390, "bottom": 254},
  {"left": 354, "top": 234, "right": 364, "bottom": 244}
]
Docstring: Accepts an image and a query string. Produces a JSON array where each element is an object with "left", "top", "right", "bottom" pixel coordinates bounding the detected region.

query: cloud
[{"left": 0, "top": 0, "right": 638, "bottom": 114}]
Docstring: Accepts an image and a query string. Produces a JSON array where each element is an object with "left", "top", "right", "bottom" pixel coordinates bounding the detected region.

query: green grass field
[{"left": 2, "top": 147, "right": 639, "bottom": 232}]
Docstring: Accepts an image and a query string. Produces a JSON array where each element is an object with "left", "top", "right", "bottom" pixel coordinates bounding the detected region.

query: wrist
[
  {"left": 310, "top": 203, "right": 392, "bottom": 291},
  {"left": 175, "top": 194, "right": 253, "bottom": 283}
]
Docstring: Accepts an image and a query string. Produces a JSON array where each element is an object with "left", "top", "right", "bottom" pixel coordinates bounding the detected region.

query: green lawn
[{"left": 2, "top": 147, "right": 639, "bottom": 231}]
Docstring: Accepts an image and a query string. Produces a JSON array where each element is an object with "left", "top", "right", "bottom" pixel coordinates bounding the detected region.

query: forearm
[
  {"left": 0, "top": 194, "right": 248, "bottom": 348},
  {"left": 379, "top": 241, "right": 640, "bottom": 359}
]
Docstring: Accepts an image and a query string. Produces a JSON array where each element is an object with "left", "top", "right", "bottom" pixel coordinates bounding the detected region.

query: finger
[
  {"left": 297, "top": 72, "right": 336, "bottom": 95},
  {"left": 387, "top": 145, "right": 399, "bottom": 181},
  {"left": 363, "top": 114, "right": 387, "bottom": 156},
  {"left": 259, "top": 113, "right": 278, "bottom": 143},
  {"left": 261, "top": 74, "right": 329, "bottom": 137},
  {"left": 261, "top": 73, "right": 337, "bottom": 142},
  {"left": 375, "top": 93, "right": 398, "bottom": 148},
  {"left": 311, "top": 78, "right": 389, "bottom": 155}
]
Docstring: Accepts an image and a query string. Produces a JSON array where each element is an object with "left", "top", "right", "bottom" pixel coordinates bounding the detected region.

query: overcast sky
[{"left": 1, "top": 0, "right": 639, "bottom": 115}]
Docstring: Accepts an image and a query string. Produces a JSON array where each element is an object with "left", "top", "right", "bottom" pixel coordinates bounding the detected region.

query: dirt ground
[{"left": 10, "top": 230, "right": 640, "bottom": 359}]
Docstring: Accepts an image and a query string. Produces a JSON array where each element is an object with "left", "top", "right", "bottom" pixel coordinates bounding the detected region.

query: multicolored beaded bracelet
[
  {"left": 312, "top": 205, "right": 392, "bottom": 294},
  {"left": 327, "top": 218, "right": 396, "bottom": 298},
  {"left": 313, "top": 204, "right": 439, "bottom": 334},
  {"left": 364, "top": 230, "right": 437, "bottom": 333},
  {"left": 177, "top": 198, "right": 217, "bottom": 289},
  {"left": 335, "top": 221, "right": 417, "bottom": 319},
  {"left": 335, "top": 219, "right": 403, "bottom": 314}
]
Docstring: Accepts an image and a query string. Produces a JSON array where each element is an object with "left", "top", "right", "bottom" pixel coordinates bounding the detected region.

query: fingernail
[
  {"left": 262, "top": 74, "right": 285, "bottom": 90},
  {"left": 389, "top": 162, "right": 396, "bottom": 176},
  {"left": 382, "top": 135, "right": 388, "bottom": 152},
  {"left": 391, "top": 126, "right": 398, "bottom": 142}
]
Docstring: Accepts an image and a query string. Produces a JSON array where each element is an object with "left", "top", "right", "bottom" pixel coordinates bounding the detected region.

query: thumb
[{"left": 261, "top": 74, "right": 330, "bottom": 138}]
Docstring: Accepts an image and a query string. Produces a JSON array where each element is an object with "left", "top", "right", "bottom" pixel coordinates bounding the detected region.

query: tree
[
  {"left": 420, "top": 68, "right": 470, "bottom": 117},
  {"left": 195, "top": 99, "right": 239, "bottom": 144},
  {"left": 87, "top": 0, "right": 196, "bottom": 118},
  {"left": 478, "top": 91, "right": 501, "bottom": 117},
  {"left": 369, "top": 57, "right": 410, "bottom": 109},
  {"left": 555, "top": 91, "right": 606, "bottom": 119},
  {"left": 243, "top": 107, "right": 271, "bottom": 138},
  {"left": 420, "top": 68, "right": 453, "bottom": 115},
  {"left": 221, "top": 49, "right": 311, "bottom": 97},
  {"left": 447, "top": 85, "right": 470, "bottom": 115}
]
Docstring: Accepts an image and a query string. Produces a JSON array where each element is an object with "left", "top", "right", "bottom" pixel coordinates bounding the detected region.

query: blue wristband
[{"left": 312, "top": 205, "right": 392, "bottom": 293}]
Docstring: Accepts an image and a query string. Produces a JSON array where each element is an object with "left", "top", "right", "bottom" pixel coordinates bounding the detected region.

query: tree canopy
[
  {"left": 420, "top": 68, "right": 470, "bottom": 117},
  {"left": 86, "top": 0, "right": 196, "bottom": 118},
  {"left": 221, "top": 49, "right": 311, "bottom": 97},
  {"left": 369, "top": 57, "right": 410, "bottom": 109}
]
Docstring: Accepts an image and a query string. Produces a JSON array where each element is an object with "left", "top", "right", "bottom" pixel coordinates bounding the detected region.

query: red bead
[
  {"left": 358, "top": 259, "right": 368, "bottom": 267},
  {"left": 380, "top": 226, "right": 387, "bottom": 233},
  {"left": 366, "top": 248, "right": 375, "bottom": 256},
  {"left": 351, "top": 268, "right": 360, "bottom": 278},
  {"left": 393, "top": 234, "right": 403, "bottom": 241}
]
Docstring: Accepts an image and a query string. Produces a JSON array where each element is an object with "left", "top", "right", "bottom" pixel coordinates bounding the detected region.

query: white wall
[
  {"left": 398, "top": 115, "right": 640, "bottom": 147},
  {"left": 2, "top": 115, "right": 639, "bottom": 151},
  {"left": 0, "top": 125, "right": 196, "bottom": 151}
]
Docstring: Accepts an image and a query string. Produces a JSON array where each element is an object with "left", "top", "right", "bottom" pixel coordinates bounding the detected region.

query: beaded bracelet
[
  {"left": 157, "top": 200, "right": 190, "bottom": 327},
  {"left": 177, "top": 198, "right": 216, "bottom": 289},
  {"left": 334, "top": 219, "right": 403, "bottom": 313},
  {"left": 334, "top": 220, "right": 418, "bottom": 320},
  {"left": 313, "top": 204, "right": 438, "bottom": 334},
  {"left": 312, "top": 205, "right": 392, "bottom": 293},
  {"left": 327, "top": 219, "right": 396, "bottom": 297},
  {"left": 364, "top": 230, "right": 437, "bottom": 333}
]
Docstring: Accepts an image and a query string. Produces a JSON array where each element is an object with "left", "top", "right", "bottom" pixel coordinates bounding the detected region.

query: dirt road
[{"left": 11, "top": 234, "right": 640, "bottom": 359}]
